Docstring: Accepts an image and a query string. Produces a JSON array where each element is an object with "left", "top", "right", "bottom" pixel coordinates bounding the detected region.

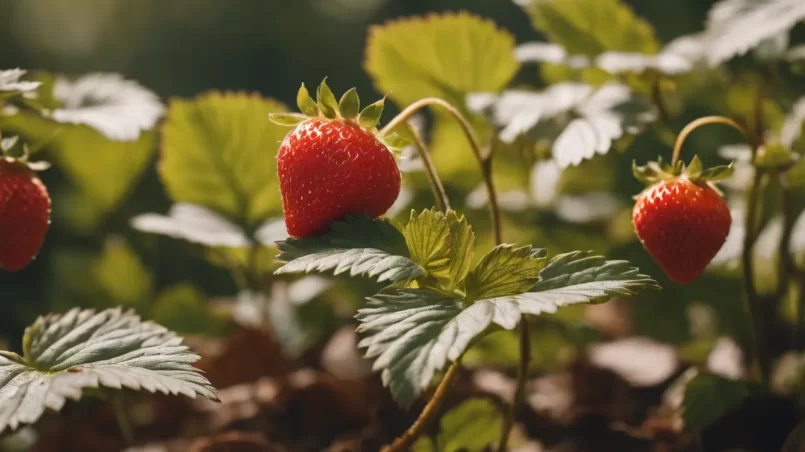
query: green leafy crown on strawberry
[
  {"left": 0, "top": 133, "right": 50, "bottom": 172},
  {"left": 267, "top": 78, "right": 409, "bottom": 154},
  {"left": 632, "top": 154, "right": 734, "bottom": 191}
]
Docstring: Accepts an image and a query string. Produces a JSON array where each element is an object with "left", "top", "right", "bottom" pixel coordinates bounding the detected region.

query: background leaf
[
  {"left": 516, "top": 0, "right": 659, "bottom": 56},
  {"left": 131, "top": 203, "right": 252, "bottom": 248},
  {"left": 365, "top": 12, "right": 519, "bottom": 107},
  {"left": 413, "top": 398, "right": 503, "bottom": 452},
  {"left": 0, "top": 308, "right": 217, "bottom": 434},
  {"left": 682, "top": 372, "right": 760, "bottom": 431},
  {"left": 160, "top": 92, "right": 288, "bottom": 227}
]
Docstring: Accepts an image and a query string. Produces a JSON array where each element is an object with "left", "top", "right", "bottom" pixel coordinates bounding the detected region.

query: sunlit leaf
[
  {"left": 50, "top": 73, "right": 164, "bottom": 141},
  {"left": 404, "top": 209, "right": 475, "bottom": 290},
  {"left": 160, "top": 92, "right": 288, "bottom": 227},
  {"left": 365, "top": 12, "right": 519, "bottom": 107},
  {"left": 413, "top": 399, "right": 503, "bottom": 452},
  {"left": 0, "top": 308, "right": 218, "bottom": 434},
  {"left": 465, "top": 245, "right": 546, "bottom": 300},
  {"left": 131, "top": 203, "right": 251, "bottom": 248},
  {"left": 356, "top": 252, "right": 657, "bottom": 405},
  {"left": 516, "top": 0, "right": 659, "bottom": 56},
  {"left": 275, "top": 216, "right": 425, "bottom": 284},
  {"left": 682, "top": 372, "right": 760, "bottom": 431}
]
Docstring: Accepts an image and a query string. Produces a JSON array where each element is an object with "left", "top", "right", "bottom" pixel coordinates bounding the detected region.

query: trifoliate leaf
[
  {"left": 316, "top": 78, "right": 339, "bottom": 119},
  {"left": 782, "top": 95, "right": 805, "bottom": 148},
  {"left": 50, "top": 73, "right": 164, "bottom": 141},
  {"left": 338, "top": 88, "right": 360, "bottom": 120},
  {"left": 296, "top": 83, "right": 319, "bottom": 117},
  {"left": 130, "top": 203, "right": 252, "bottom": 247},
  {"left": 403, "top": 209, "right": 475, "bottom": 290},
  {"left": 412, "top": 399, "right": 503, "bottom": 452},
  {"left": 0, "top": 308, "right": 218, "bottom": 434},
  {"left": 465, "top": 244, "right": 547, "bottom": 301},
  {"left": 275, "top": 216, "right": 425, "bottom": 284},
  {"left": 516, "top": 0, "right": 659, "bottom": 56},
  {"left": 160, "top": 92, "right": 288, "bottom": 227},
  {"left": 358, "top": 98, "right": 384, "bottom": 129},
  {"left": 357, "top": 252, "right": 657, "bottom": 405},
  {"left": 268, "top": 113, "right": 308, "bottom": 127},
  {"left": 595, "top": 51, "right": 692, "bottom": 75},
  {"left": 365, "top": 12, "right": 519, "bottom": 106},
  {"left": 698, "top": 0, "right": 805, "bottom": 66},
  {"left": 682, "top": 372, "right": 760, "bottom": 431},
  {"left": 0, "top": 69, "right": 41, "bottom": 93}
]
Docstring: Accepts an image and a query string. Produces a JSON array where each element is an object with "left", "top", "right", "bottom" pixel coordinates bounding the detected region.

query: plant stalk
[
  {"left": 111, "top": 394, "right": 134, "bottom": 446},
  {"left": 742, "top": 170, "right": 769, "bottom": 383},
  {"left": 497, "top": 320, "right": 530, "bottom": 452},
  {"left": 382, "top": 98, "right": 504, "bottom": 452},
  {"left": 407, "top": 122, "right": 450, "bottom": 213},
  {"left": 382, "top": 362, "right": 461, "bottom": 452}
]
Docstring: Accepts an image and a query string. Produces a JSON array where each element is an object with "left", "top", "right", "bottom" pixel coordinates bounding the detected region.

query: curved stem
[
  {"left": 407, "top": 122, "right": 450, "bottom": 213},
  {"left": 671, "top": 116, "right": 749, "bottom": 166},
  {"left": 775, "top": 174, "right": 796, "bottom": 300},
  {"left": 483, "top": 137, "right": 504, "bottom": 245},
  {"left": 497, "top": 320, "right": 530, "bottom": 452},
  {"left": 382, "top": 362, "right": 461, "bottom": 452}
]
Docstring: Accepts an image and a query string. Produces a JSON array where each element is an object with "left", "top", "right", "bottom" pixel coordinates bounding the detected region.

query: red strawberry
[
  {"left": 270, "top": 80, "right": 403, "bottom": 238},
  {"left": 0, "top": 157, "right": 51, "bottom": 271},
  {"left": 632, "top": 156, "right": 733, "bottom": 284}
]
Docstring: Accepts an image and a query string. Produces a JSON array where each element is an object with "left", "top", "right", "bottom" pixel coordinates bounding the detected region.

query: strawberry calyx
[
  {"left": 632, "top": 155, "right": 734, "bottom": 187},
  {"left": 268, "top": 78, "right": 409, "bottom": 154},
  {"left": 0, "top": 134, "right": 51, "bottom": 172}
]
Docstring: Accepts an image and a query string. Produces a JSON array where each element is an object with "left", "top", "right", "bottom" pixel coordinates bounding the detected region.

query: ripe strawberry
[
  {"left": 632, "top": 156, "right": 733, "bottom": 284},
  {"left": 270, "top": 80, "right": 403, "bottom": 238},
  {"left": 0, "top": 148, "right": 51, "bottom": 271}
]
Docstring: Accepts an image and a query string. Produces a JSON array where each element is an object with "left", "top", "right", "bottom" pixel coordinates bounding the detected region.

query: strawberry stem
[
  {"left": 671, "top": 116, "right": 749, "bottom": 166},
  {"left": 406, "top": 123, "right": 450, "bottom": 213}
]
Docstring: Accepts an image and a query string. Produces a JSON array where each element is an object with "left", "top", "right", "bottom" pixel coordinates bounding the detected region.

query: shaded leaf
[
  {"left": 0, "top": 308, "right": 218, "bottom": 434},
  {"left": 465, "top": 244, "right": 547, "bottom": 300},
  {"left": 682, "top": 372, "right": 760, "bottom": 431},
  {"left": 365, "top": 12, "right": 519, "bottom": 106},
  {"left": 91, "top": 238, "right": 153, "bottom": 306},
  {"left": 130, "top": 203, "right": 251, "bottom": 248},
  {"left": 160, "top": 92, "right": 288, "bottom": 227},
  {"left": 275, "top": 216, "right": 425, "bottom": 284},
  {"left": 413, "top": 399, "right": 503, "bottom": 452},
  {"left": 50, "top": 73, "right": 164, "bottom": 141},
  {"left": 516, "top": 0, "right": 659, "bottom": 56}
]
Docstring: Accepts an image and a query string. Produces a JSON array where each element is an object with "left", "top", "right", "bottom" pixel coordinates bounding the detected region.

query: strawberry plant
[{"left": 2, "top": 0, "right": 805, "bottom": 451}]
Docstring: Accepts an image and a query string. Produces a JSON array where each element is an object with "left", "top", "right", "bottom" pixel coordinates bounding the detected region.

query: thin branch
[
  {"left": 382, "top": 362, "right": 461, "bottom": 452},
  {"left": 741, "top": 170, "right": 768, "bottom": 383},
  {"left": 407, "top": 122, "right": 450, "bottom": 213},
  {"left": 671, "top": 116, "right": 749, "bottom": 166},
  {"left": 497, "top": 320, "right": 530, "bottom": 452}
]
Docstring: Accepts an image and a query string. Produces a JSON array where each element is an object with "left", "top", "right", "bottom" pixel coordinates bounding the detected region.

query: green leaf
[
  {"left": 316, "top": 78, "right": 339, "bottom": 119},
  {"left": 0, "top": 112, "right": 156, "bottom": 211},
  {"left": 358, "top": 98, "right": 385, "bottom": 129},
  {"left": 465, "top": 245, "right": 547, "bottom": 301},
  {"left": 403, "top": 209, "right": 475, "bottom": 290},
  {"left": 91, "top": 238, "right": 153, "bottom": 306},
  {"left": 380, "top": 133, "right": 410, "bottom": 151},
  {"left": 0, "top": 308, "right": 218, "bottom": 434},
  {"left": 413, "top": 399, "right": 502, "bottom": 452},
  {"left": 682, "top": 372, "right": 760, "bottom": 431},
  {"left": 131, "top": 203, "right": 253, "bottom": 248},
  {"left": 275, "top": 216, "right": 425, "bottom": 284},
  {"left": 160, "top": 92, "right": 288, "bottom": 227},
  {"left": 365, "top": 12, "right": 520, "bottom": 107},
  {"left": 357, "top": 252, "right": 658, "bottom": 406},
  {"left": 296, "top": 83, "right": 319, "bottom": 116},
  {"left": 686, "top": 155, "right": 704, "bottom": 178},
  {"left": 338, "top": 88, "right": 360, "bottom": 120},
  {"left": 517, "top": 0, "right": 658, "bottom": 56},
  {"left": 152, "top": 283, "right": 222, "bottom": 336},
  {"left": 786, "top": 158, "right": 805, "bottom": 189},
  {"left": 268, "top": 113, "right": 307, "bottom": 127}
]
